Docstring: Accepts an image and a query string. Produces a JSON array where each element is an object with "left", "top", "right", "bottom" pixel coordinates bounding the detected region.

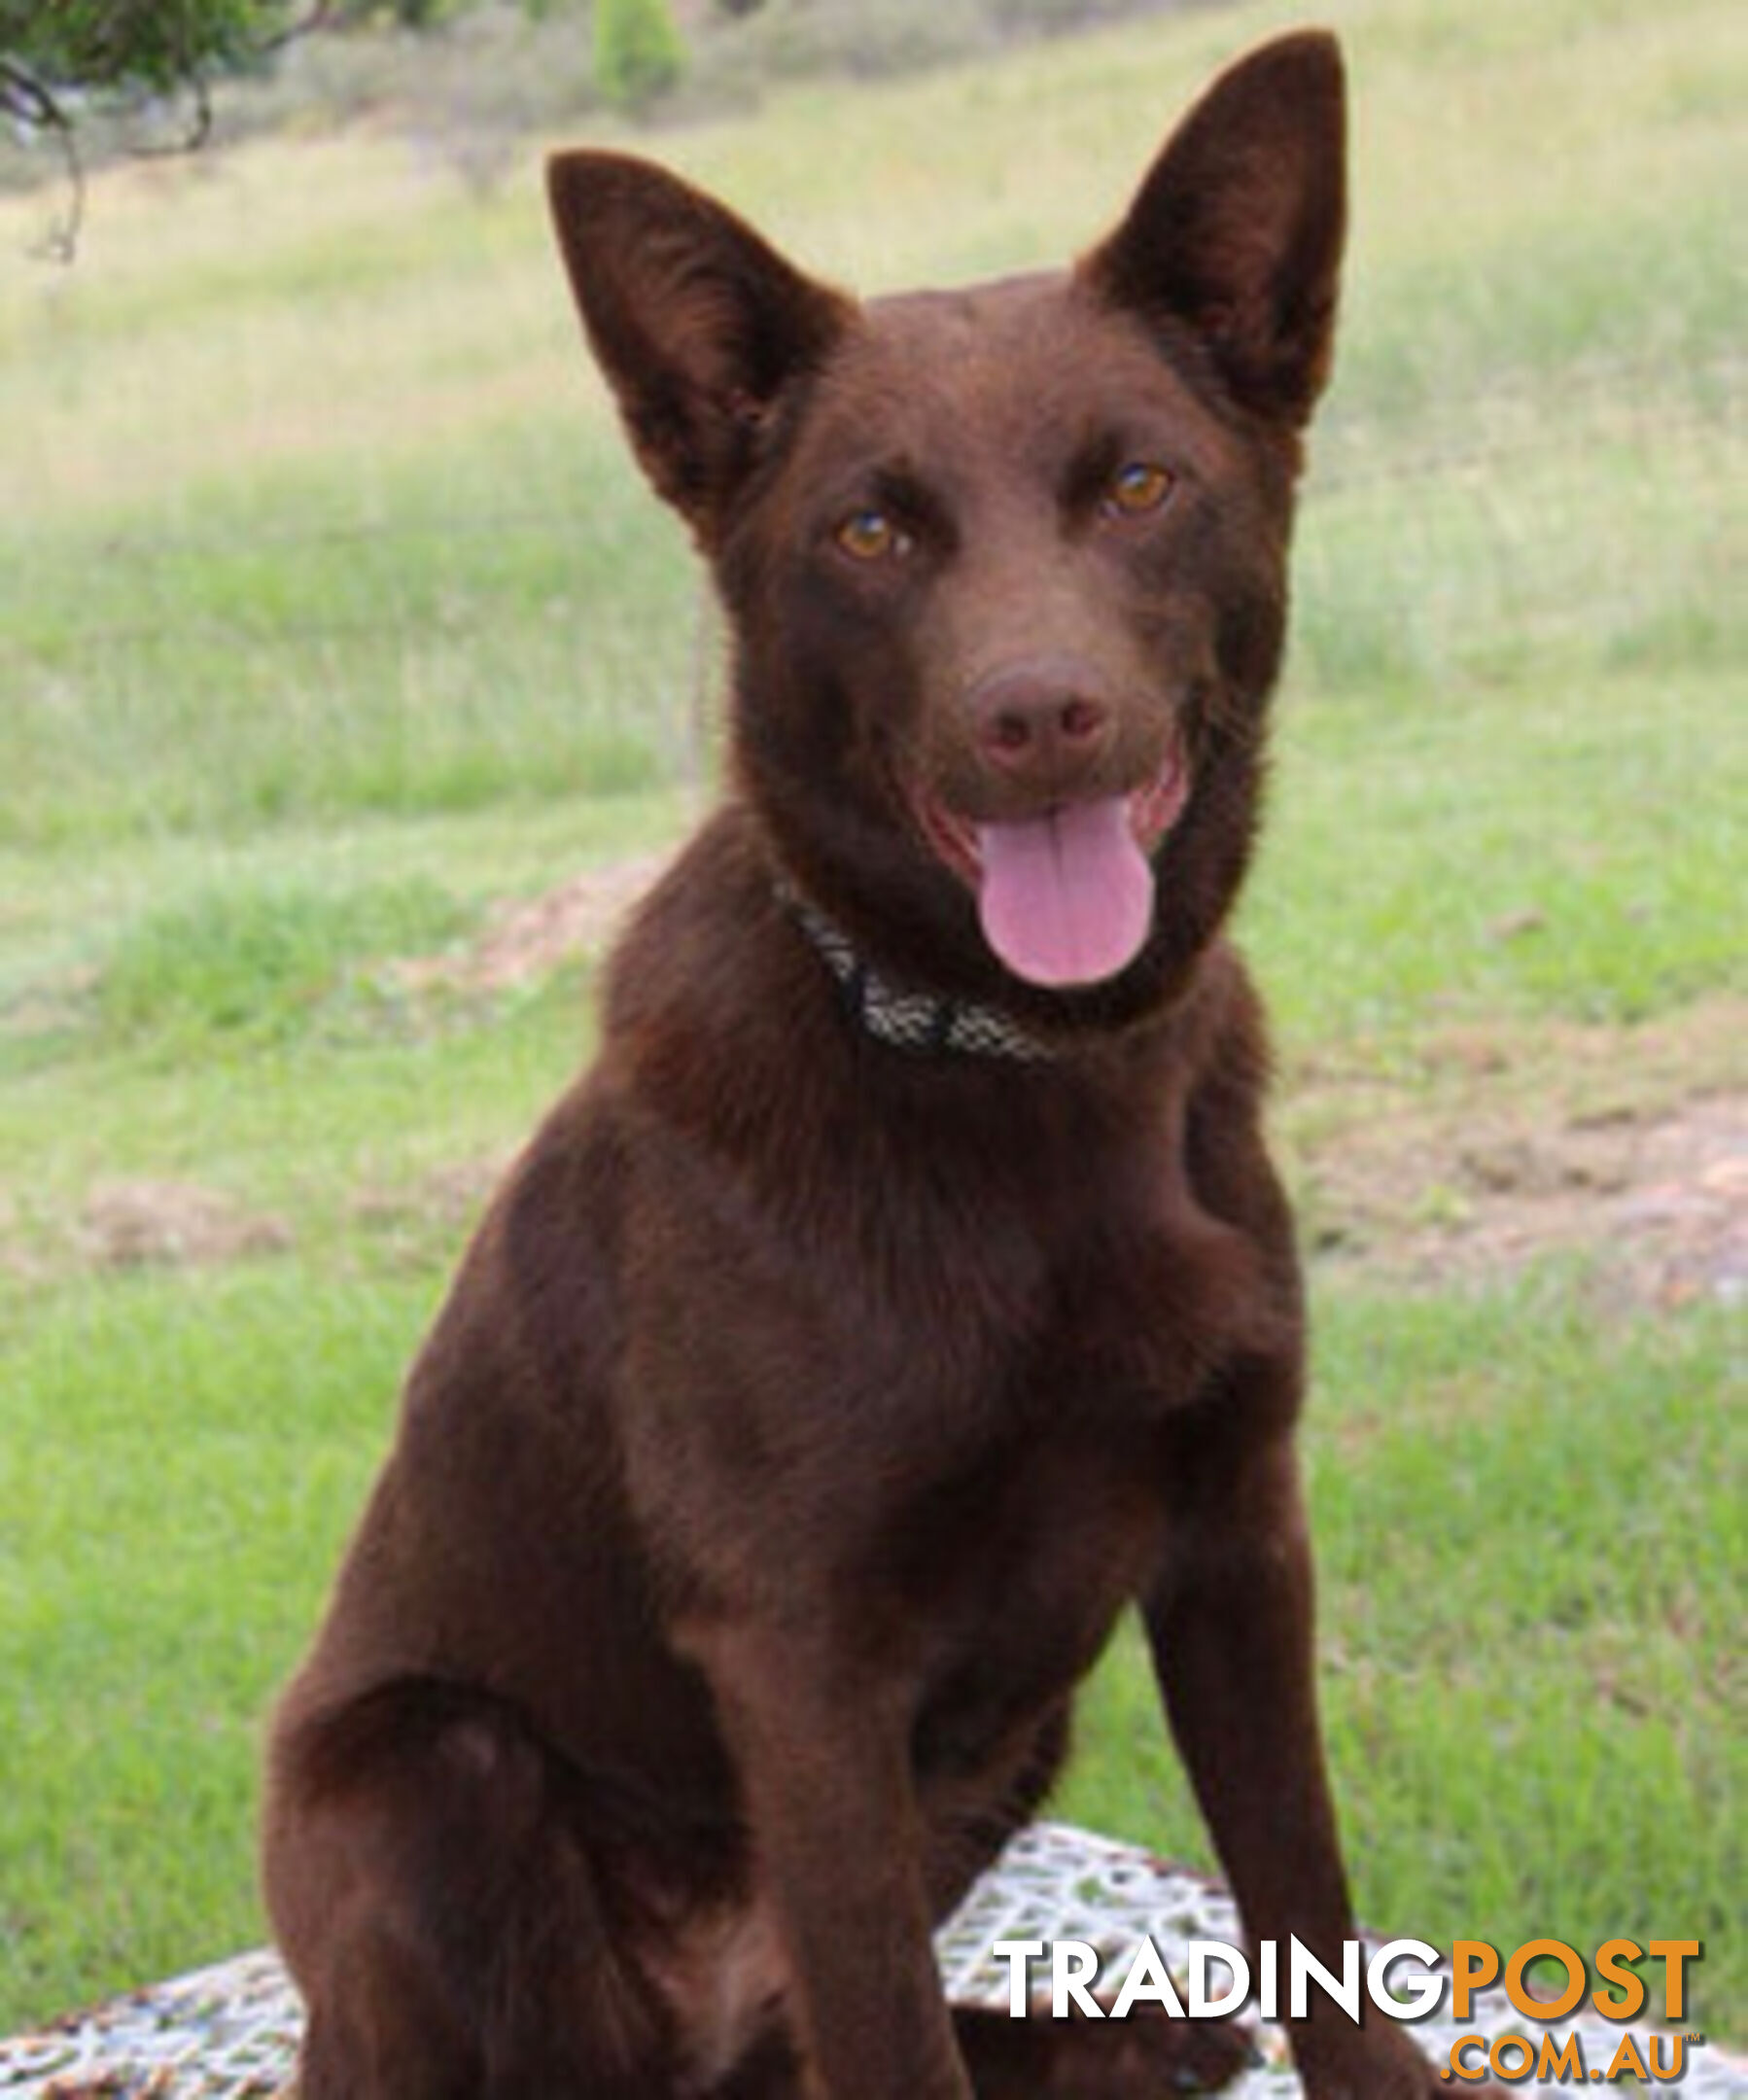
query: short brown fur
[{"left": 263, "top": 32, "right": 1503, "bottom": 2098}]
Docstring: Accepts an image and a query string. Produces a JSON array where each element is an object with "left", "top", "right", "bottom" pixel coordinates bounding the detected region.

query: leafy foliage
[
  {"left": 0, "top": 1, "right": 478, "bottom": 137},
  {"left": 0, "top": 0, "right": 496, "bottom": 252},
  {"left": 592, "top": 0, "right": 685, "bottom": 110},
  {"left": 0, "top": 1, "right": 296, "bottom": 97}
]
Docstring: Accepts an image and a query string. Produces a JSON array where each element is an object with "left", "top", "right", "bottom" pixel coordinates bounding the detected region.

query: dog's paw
[
  {"left": 1295, "top": 2038, "right": 1511, "bottom": 2100},
  {"left": 953, "top": 2000, "right": 1255, "bottom": 2098},
  {"left": 1047, "top": 2008, "right": 1256, "bottom": 2096}
]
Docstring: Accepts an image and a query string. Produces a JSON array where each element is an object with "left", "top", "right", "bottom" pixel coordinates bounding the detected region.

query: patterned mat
[{"left": 3, "top": 1823, "right": 1739, "bottom": 2097}]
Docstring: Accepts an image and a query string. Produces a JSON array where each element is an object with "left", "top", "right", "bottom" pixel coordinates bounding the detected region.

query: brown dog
[{"left": 263, "top": 32, "right": 1499, "bottom": 2098}]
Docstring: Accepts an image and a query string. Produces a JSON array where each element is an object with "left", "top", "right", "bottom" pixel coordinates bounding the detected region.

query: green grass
[
  {"left": 0, "top": 0, "right": 1743, "bottom": 2052},
  {"left": 0, "top": 429, "right": 689, "bottom": 843},
  {"left": 1, "top": 0, "right": 1741, "bottom": 843},
  {"left": 1247, "top": 667, "right": 1745, "bottom": 1037},
  {"left": 95, "top": 878, "right": 474, "bottom": 1045},
  {"left": 1060, "top": 1290, "right": 1744, "bottom": 1990},
  {"left": 0, "top": 1269, "right": 432, "bottom": 2007}
]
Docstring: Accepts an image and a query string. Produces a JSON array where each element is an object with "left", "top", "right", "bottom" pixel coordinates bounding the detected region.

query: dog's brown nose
[{"left": 969, "top": 660, "right": 1115, "bottom": 787}]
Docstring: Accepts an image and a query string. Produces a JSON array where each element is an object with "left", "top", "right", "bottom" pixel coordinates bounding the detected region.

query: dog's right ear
[
  {"left": 546, "top": 153, "right": 853, "bottom": 542},
  {"left": 1083, "top": 30, "right": 1346, "bottom": 428}
]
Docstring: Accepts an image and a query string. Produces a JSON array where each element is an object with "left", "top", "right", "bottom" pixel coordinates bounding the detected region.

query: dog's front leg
[
  {"left": 1144, "top": 1380, "right": 1504, "bottom": 2100},
  {"left": 682, "top": 1616, "right": 972, "bottom": 2100}
]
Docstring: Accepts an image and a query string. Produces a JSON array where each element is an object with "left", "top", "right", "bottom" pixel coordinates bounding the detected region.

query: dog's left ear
[
  {"left": 1084, "top": 30, "right": 1346, "bottom": 427},
  {"left": 547, "top": 151, "right": 853, "bottom": 542}
]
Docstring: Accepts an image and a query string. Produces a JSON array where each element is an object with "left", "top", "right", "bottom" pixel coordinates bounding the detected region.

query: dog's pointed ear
[
  {"left": 546, "top": 152, "right": 854, "bottom": 540},
  {"left": 1083, "top": 30, "right": 1346, "bottom": 427}
]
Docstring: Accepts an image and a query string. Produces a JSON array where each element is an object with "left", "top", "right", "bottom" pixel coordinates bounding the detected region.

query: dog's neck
[{"left": 784, "top": 891, "right": 1052, "bottom": 1064}]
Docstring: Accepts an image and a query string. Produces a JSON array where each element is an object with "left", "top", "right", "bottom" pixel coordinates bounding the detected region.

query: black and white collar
[{"left": 786, "top": 893, "right": 1052, "bottom": 1064}]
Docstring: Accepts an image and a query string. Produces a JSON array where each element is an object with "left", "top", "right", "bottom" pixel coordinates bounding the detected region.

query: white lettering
[
  {"left": 1052, "top": 1940, "right": 1105, "bottom": 2018},
  {"left": 1368, "top": 1939, "right": 1445, "bottom": 2021},
  {"left": 1289, "top": 1938, "right": 1361, "bottom": 2020},
  {"left": 1187, "top": 1942, "right": 1250, "bottom": 2017},
  {"left": 1257, "top": 1936, "right": 1277, "bottom": 2018},
  {"left": 990, "top": 1941, "right": 1044, "bottom": 2018},
  {"left": 1108, "top": 1937, "right": 1185, "bottom": 2018}
]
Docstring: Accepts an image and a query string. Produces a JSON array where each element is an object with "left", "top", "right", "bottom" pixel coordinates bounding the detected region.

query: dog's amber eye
[
  {"left": 835, "top": 508, "right": 910, "bottom": 563},
  {"left": 1105, "top": 461, "right": 1174, "bottom": 516}
]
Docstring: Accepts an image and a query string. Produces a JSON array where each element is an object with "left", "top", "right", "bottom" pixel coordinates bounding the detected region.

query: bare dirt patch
[
  {"left": 77, "top": 1180, "right": 295, "bottom": 1271},
  {"left": 348, "top": 1155, "right": 508, "bottom": 1273},
  {"left": 397, "top": 867, "right": 1743, "bottom": 1312},
  {"left": 390, "top": 854, "right": 672, "bottom": 1000},
  {"left": 13, "top": 850, "right": 1734, "bottom": 1312},
  {"left": 1286, "top": 997, "right": 1746, "bottom": 1307}
]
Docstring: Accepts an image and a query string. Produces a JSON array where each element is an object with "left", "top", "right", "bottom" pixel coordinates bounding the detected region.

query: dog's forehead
[
  {"left": 811, "top": 272, "right": 1222, "bottom": 474},
  {"left": 850, "top": 272, "right": 1112, "bottom": 402},
  {"left": 861, "top": 271, "right": 1060, "bottom": 340}
]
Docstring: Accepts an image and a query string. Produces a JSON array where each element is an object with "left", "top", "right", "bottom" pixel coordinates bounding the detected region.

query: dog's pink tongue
[{"left": 976, "top": 796, "right": 1154, "bottom": 988}]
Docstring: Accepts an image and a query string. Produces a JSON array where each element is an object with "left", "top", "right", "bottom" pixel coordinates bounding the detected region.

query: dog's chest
[
  {"left": 801, "top": 1140, "right": 1251, "bottom": 1604},
  {"left": 842, "top": 1097, "right": 1261, "bottom": 1426}
]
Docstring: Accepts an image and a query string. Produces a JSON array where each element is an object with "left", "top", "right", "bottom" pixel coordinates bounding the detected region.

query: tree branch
[
  {"left": 1, "top": 55, "right": 86, "bottom": 262},
  {"left": 258, "top": 1, "right": 337, "bottom": 58},
  {"left": 2, "top": 3, "right": 340, "bottom": 257},
  {"left": 131, "top": 69, "right": 215, "bottom": 158}
]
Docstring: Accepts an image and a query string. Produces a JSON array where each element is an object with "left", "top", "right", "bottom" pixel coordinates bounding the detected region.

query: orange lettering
[
  {"left": 1449, "top": 2034, "right": 1491, "bottom": 2081},
  {"left": 1504, "top": 1939, "right": 1585, "bottom": 2020},
  {"left": 1606, "top": 2033, "right": 1651, "bottom": 2078},
  {"left": 1451, "top": 1941, "right": 1500, "bottom": 2020},
  {"left": 1648, "top": 1940, "right": 1698, "bottom": 2020},
  {"left": 1591, "top": 1939, "right": 1645, "bottom": 2020},
  {"left": 1538, "top": 2031, "right": 1586, "bottom": 2078},
  {"left": 1489, "top": 2033, "right": 1536, "bottom": 2080},
  {"left": 1648, "top": 2036, "right": 1687, "bottom": 2081}
]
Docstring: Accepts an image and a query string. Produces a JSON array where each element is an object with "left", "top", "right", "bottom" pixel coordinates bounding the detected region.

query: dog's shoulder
[{"left": 596, "top": 804, "right": 826, "bottom": 1085}]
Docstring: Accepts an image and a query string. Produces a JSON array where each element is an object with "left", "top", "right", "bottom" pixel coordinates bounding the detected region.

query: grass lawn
[{"left": 2, "top": 0, "right": 1743, "bottom": 2051}]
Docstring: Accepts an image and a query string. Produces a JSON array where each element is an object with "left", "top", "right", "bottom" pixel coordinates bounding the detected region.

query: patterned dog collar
[{"left": 786, "top": 893, "right": 1052, "bottom": 1064}]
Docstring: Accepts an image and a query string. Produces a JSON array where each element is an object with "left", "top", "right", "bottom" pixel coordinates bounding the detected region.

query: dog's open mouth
[{"left": 915, "top": 748, "right": 1190, "bottom": 989}]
